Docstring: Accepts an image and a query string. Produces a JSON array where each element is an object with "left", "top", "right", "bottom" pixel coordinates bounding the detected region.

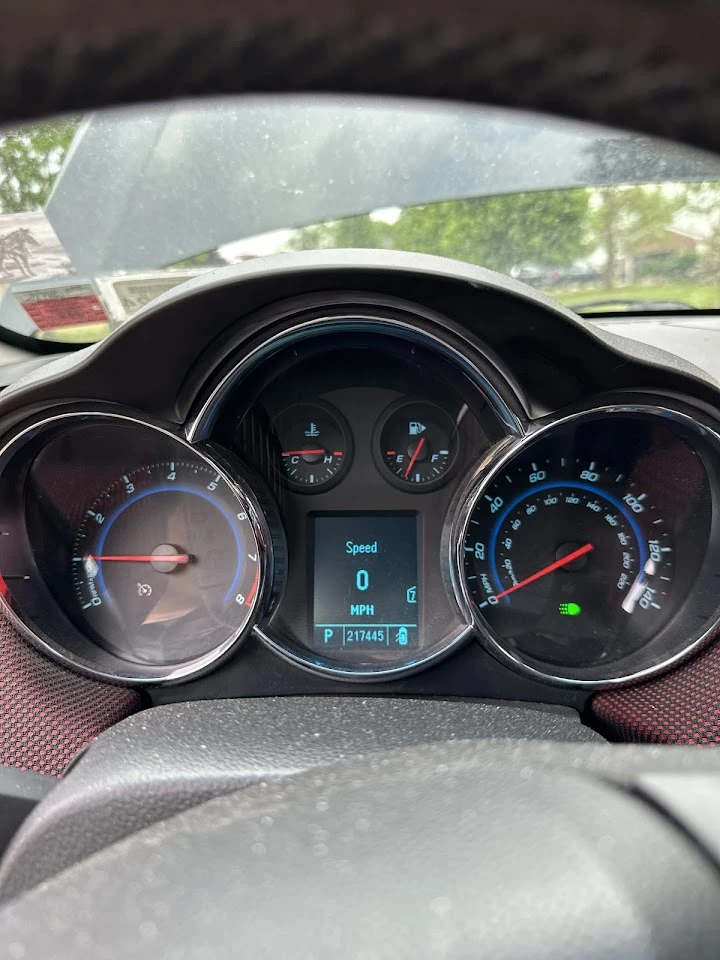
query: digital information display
[{"left": 311, "top": 513, "right": 419, "bottom": 650}]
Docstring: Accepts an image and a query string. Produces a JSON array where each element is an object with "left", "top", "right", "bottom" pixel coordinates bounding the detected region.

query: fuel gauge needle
[{"left": 404, "top": 437, "right": 426, "bottom": 478}]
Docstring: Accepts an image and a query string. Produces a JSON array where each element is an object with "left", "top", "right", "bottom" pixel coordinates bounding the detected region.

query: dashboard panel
[
  {"left": 206, "top": 316, "right": 512, "bottom": 678},
  {"left": 0, "top": 251, "right": 718, "bottom": 718}
]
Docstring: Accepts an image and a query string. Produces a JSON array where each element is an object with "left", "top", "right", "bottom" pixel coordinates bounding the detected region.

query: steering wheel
[{"left": 2, "top": 1, "right": 720, "bottom": 957}]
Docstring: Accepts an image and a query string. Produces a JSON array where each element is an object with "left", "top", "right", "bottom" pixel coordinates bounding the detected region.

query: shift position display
[{"left": 311, "top": 514, "right": 419, "bottom": 650}]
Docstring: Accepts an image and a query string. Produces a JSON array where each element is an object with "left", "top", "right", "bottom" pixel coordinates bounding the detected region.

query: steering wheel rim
[
  {"left": 0, "top": 0, "right": 719, "bottom": 155},
  {"left": 2, "top": 738, "right": 720, "bottom": 959}
]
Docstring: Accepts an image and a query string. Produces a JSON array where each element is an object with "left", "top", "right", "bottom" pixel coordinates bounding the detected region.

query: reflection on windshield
[
  {"left": 279, "top": 183, "right": 720, "bottom": 313},
  {"left": 1, "top": 99, "right": 720, "bottom": 348}
]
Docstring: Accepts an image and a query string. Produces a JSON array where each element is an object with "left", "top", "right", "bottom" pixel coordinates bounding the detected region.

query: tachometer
[
  {"left": 452, "top": 408, "right": 717, "bottom": 685},
  {"left": 0, "top": 413, "right": 277, "bottom": 683},
  {"left": 70, "top": 459, "right": 262, "bottom": 666}
]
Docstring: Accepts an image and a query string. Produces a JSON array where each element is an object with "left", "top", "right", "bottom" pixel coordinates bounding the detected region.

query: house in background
[{"left": 621, "top": 214, "right": 711, "bottom": 283}]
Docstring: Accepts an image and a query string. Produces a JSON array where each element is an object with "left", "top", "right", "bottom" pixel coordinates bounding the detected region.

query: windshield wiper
[{"left": 570, "top": 297, "right": 696, "bottom": 314}]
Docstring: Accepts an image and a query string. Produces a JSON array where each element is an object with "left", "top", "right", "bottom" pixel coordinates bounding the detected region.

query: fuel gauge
[
  {"left": 273, "top": 400, "right": 353, "bottom": 492},
  {"left": 375, "top": 400, "right": 458, "bottom": 491}
]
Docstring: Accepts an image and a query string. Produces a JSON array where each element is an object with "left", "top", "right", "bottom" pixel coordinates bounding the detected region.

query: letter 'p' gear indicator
[{"left": 311, "top": 513, "right": 419, "bottom": 650}]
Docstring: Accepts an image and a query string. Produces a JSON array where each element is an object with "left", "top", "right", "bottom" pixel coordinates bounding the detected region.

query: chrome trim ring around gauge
[
  {"left": 448, "top": 402, "right": 720, "bottom": 688},
  {"left": 0, "top": 409, "right": 276, "bottom": 685},
  {"left": 187, "top": 307, "right": 517, "bottom": 681},
  {"left": 186, "top": 310, "right": 524, "bottom": 442}
]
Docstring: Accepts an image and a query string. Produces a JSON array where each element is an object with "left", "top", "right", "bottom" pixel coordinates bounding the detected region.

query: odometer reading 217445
[{"left": 455, "top": 416, "right": 697, "bottom": 682}]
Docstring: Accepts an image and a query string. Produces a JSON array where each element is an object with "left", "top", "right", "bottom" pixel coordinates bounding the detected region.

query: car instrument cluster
[{"left": 0, "top": 285, "right": 719, "bottom": 693}]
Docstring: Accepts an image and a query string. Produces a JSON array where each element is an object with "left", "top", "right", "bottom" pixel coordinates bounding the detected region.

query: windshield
[{"left": 1, "top": 96, "right": 720, "bottom": 348}]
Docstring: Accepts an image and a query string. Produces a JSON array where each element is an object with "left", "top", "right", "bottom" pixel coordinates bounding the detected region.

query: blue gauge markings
[
  {"left": 486, "top": 480, "right": 648, "bottom": 600},
  {"left": 87, "top": 484, "right": 244, "bottom": 604}
]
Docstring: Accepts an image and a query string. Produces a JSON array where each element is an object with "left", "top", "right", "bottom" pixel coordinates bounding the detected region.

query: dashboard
[{"left": 0, "top": 250, "right": 720, "bottom": 721}]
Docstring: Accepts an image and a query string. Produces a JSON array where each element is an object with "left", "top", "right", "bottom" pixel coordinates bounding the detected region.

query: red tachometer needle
[
  {"left": 493, "top": 543, "right": 593, "bottom": 601},
  {"left": 404, "top": 436, "right": 426, "bottom": 477},
  {"left": 282, "top": 449, "right": 326, "bottom": 456},
  {"left": 90, "top": 554, "right": 190, "bottom": 563}
]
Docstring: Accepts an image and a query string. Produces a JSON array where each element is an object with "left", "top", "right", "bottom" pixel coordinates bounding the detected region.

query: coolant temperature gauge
[
  {"left": 273, "top": 400, "right": 353, "bottom": 492},
  {"left": 375, "top": 400, "right": 458, "bottom": 490}
]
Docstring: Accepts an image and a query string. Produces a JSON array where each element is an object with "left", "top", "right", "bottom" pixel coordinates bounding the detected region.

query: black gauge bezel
[
  {"left": 0, "top": 407, "right": 278, "bottom": 685},
  {"left": 186, "top": 302, "right": 523, "bottom": 443},
  {"left": 447, "top": 401, "right": 720, "bottom": 687}
]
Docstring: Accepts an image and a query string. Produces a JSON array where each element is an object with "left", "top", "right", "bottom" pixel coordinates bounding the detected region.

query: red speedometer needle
[
  {"left": 404, "top": 436, "right": 426, "bottom": 477},
  {"left": 493, "top": 543, "right": 593, "bottom": 601},
  {"left": 90, "top": 554, "right": 190, "bottom": 563},
  {"left": 282, "top": 449, "right": 326, "bottom": 456}
]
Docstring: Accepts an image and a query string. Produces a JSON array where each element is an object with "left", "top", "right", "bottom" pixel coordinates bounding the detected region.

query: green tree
[
  {"left": 286, "top": 189, "right": 591, "bottom": 274},
  {"left": 589, "top": 186, "right": 684, "bottom": 288},
  {"left": 676, "top": 181, "right": 720, "bottom": 283},
  {"left": 392, "top": 191, "right": 590, "bottom": 271},
  {"left": 693, "top": 226, "right": 720, "bottom": 283},
  {"left": 287, "top": 214, "right": 389, "bottom": 251},
  {"left": 0, "top": 118, "right": 78, "bottom": 214}
]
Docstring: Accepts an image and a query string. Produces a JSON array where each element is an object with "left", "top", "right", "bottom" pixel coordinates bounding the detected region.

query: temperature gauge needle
[
  {"left": 282, "top": 449, "right": 326, "bottom": 456},
  {"left": 493, "top": 543, "right": 594, "bottom": 601}
]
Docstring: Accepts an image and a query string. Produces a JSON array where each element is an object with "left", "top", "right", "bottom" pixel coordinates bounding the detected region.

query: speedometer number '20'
[{"left": 462, "top": 454, "right": 674, "bottom": 673}]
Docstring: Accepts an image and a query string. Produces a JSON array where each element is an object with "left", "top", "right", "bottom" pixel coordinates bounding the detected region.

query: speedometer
[
  {"left": 453, "top": 408, "right": 718, "bottom": 685},
  {"left": 463, "top": 456, "right": 674, "bottom": 666}
]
